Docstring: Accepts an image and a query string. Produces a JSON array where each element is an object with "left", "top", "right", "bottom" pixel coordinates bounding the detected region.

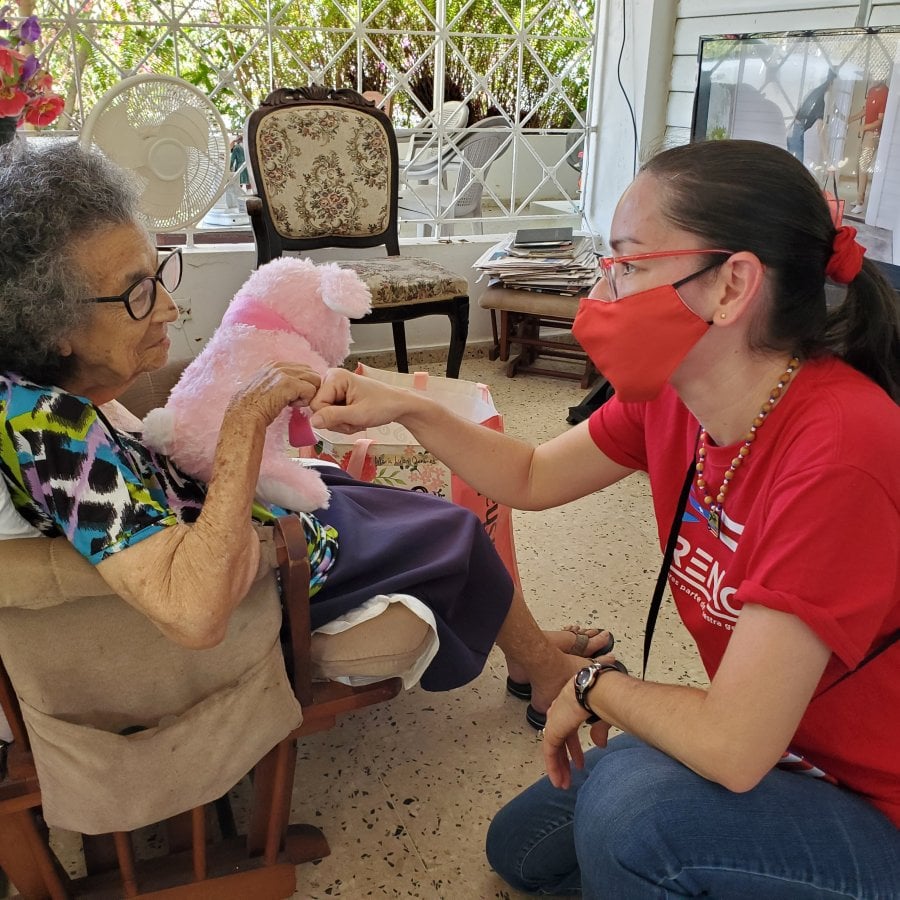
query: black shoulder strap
[
  {"left": 642, "top": 456, "right": 696, "bottom": 678},
  {"left": 640, "top": 449, "right": 900, "bottom": 691}
]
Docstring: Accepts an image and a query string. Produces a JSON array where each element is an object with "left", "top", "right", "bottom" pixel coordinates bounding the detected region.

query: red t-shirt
[
  {"left": 589, "top": 356, "right": 900, "bottom": 826},
  {"left": 865, "top": 83, "right": 888, "bottom": 127}
]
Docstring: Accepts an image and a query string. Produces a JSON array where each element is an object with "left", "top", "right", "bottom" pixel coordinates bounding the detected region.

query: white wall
[
  {"left": 582, "top": 0, "right": 679, "bottom": 244},
  {"left": 169, "top": 239, "right": 502, "bottom": 363}
]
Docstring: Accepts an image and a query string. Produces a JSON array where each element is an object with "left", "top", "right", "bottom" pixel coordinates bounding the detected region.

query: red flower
[
  {"left": 0, "top": 46, "right": 26, "bottom": 79},
  {"left": 0, "top": 14, "right": 64, "bottom": 129},
  {"left": 0, "top": 84, "right": 27, "bottom": 116},
  {"left": 23, "top": 92, "right": 63, "bottom": 126},
  {"left": 26, "top": 69, "right": 53, "bottom": 93}
]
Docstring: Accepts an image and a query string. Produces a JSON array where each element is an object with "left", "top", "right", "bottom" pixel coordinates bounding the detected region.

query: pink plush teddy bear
[{"left": 142, "top": 257, "right": 372, "bottom": 512}]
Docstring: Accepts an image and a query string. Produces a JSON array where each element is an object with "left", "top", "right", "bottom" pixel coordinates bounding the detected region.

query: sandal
[
  {"left": 525, "top": 704, "right": 548, "bottom": 730},
  {"left": 506, "top": 627, "right": 615, "bottom": 702}
]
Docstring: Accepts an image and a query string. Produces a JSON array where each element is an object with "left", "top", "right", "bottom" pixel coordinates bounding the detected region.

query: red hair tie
[{"left": 826, "top": 225, "right": 866, "bottom": 284}]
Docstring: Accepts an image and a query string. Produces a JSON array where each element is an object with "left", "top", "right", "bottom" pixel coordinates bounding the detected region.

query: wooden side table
[{"left": 478, "top": 287, "right": 597, "bottom": 389}]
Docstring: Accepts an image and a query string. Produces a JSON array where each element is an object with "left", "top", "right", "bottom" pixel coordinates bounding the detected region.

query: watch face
[{"left": 575, "top": 663, "right": 600, "bottom": 696}]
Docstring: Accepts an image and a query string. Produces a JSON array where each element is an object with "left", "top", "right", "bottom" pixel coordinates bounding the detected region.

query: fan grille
[{"left": 81, "top": 75, "right": 229, "bottom": 232}]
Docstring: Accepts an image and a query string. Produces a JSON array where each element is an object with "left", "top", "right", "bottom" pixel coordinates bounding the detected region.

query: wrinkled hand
[
  {"left": 542, "top": 679, "right": 613, "bottom": 790},
  {"left": 309, "top": 368, "right": 414, "bottom": 433},
  {"left": 228, "top": 362, "right": 322, "bottom": 430}
]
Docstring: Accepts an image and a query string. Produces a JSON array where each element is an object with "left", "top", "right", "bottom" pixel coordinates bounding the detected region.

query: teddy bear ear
[{"left": 319, "top": 265, "right": 373, "bottom": 319}]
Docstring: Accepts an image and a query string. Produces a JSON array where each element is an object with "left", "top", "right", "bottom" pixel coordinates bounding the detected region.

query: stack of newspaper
[{"left": 472, "top": 233, "right": 597, "bottom": 295}]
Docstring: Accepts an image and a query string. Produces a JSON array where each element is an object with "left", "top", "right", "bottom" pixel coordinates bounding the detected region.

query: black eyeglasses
[{"left": 86, "top": 249, "right": 183, "bottom": 320}]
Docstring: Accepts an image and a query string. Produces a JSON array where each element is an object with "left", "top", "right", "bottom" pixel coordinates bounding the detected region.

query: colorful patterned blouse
[{"left": 0, "top": 373, "right": 338, "bottom": 595}]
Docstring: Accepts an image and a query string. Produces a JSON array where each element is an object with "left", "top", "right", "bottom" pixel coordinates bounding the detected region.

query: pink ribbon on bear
[{"left": 223, "top": 296, "right": 317, "bottom": 448}]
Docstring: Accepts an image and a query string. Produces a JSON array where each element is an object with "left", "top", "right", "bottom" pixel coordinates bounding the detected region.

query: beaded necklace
[{"left": 696, "top": 355, "right": 800, "bottom": 538}]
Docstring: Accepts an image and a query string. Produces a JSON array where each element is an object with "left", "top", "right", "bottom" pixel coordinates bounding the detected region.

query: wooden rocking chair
[{"left": 0, "top": 364, "right": 431, "bottom": 899}]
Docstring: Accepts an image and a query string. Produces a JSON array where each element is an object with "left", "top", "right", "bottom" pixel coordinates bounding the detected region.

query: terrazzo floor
[
  {"left": 6, "top": 347, "right": 709, "bottom": 900},
  {"left": 275, "top": 347, "right": 708, "bottom": 898}
]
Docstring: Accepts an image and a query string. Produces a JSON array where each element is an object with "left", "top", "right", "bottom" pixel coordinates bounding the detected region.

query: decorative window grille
[{"left": 35, "top": 0, "right": 595, "bottom": 234}]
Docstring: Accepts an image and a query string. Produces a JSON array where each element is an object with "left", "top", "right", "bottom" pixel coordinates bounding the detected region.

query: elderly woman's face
[{"left": 60, "top": 223, "right": 179, "bottom": 402}]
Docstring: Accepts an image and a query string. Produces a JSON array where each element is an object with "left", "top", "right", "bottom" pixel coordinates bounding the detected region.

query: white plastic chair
[
  {"left": 400, "top": 100, "right": 471, "bottom": 174},
  {"left": 399, "top": 116, "right": 511, "bottom": 237}
]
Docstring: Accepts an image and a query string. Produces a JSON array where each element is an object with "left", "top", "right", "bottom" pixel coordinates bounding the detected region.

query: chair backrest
[
  {"left": 448, "top": 116, "right": 512, "bottom": 218},
  {"left": 435, "top": 100, "right": 469, "bottom": 130},
  {"left": 245, "top": 85, "right": 401, "bottom": 267},
  {"left": 404, "top": 100, "right": 470, "bottom": 162}
]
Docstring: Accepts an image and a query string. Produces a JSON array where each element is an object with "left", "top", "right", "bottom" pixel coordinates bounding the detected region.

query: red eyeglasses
[{"left": 593, "top": 248, "right": 733, "bottom": 300}]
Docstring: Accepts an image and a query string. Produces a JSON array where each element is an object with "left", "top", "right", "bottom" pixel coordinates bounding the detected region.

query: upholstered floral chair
[{"left": 245, "top": 86, "right": 470, "bottom": 378}]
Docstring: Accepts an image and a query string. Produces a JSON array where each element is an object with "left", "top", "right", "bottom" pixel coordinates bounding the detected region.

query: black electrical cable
[{"left": 615, "top": 0, "right": 639, "bottom": 176}]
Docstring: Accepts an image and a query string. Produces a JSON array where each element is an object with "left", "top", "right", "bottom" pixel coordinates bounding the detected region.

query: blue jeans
[{"left": 486, "top": 734, "right": 900, "bottom": 898}]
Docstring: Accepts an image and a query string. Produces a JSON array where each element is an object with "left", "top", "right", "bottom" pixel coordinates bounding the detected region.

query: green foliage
[{"left": 39, "top": 0, "right": 593, "bottom": 131}]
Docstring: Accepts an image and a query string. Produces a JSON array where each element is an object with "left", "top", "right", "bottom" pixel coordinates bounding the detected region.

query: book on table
[{"left": 512, "top": 226, "right": 574, "bottom": 248}]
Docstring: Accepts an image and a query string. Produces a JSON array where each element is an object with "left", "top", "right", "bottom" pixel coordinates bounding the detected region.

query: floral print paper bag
[{"left": 307, "top": 365, "right": 522, "bottom": 589}]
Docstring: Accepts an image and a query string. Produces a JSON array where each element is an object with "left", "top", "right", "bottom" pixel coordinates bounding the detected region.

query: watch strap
[{"left": 574, "top": 659, "right": 628, "bottom": 722}]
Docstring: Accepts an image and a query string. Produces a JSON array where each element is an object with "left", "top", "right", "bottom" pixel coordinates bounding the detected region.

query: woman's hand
[
  {"left": 541, "top": 680, "right": 613, "bottom": 790},
  {"left": 226, "top": 362, "right": 322, "bottom": 430},
  {"left": 309, "top": 368, "right": 419, "bottom": 433}
]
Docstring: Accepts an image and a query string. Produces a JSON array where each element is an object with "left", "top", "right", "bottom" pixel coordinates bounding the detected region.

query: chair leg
[
  {"left": 391, "top": 322, "right": 409, "bottom": 373},
  {"left": 262, "top": 740, "right": 294, "bottom": 867},
  {"left": 487, "top": 309, "right": 500, "bottom": 361},
  {"left": 445, "top": 298, "right": 470, "bottom": 378},
  {"left": 191, "top": 806, "right": 207, "bottom": 882},
  {"left": 0, "top": 808, "right": 69, "bottom": 899},
  {"left": 247, "top": 738, "right": 295, "bottom": 861},
  {"left": 499, "top": 310, "right": 511, "bottom": 362},
  {"left": 113, "top": 831, "right": 138, "bottom": 898}
]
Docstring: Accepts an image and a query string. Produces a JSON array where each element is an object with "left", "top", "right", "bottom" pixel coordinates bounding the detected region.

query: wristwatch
[{"left": 573, "top": 659, "right": 629, "bottom": 723}]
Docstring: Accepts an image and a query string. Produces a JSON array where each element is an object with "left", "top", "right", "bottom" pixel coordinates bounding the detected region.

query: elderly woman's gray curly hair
[{"left": 0, "top": 140, "right": 142, "bottom": 385}]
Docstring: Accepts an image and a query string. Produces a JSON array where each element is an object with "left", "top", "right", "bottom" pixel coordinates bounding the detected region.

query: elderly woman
[{"left": 0, "top": 141, "right": 611, "bottom": 706}]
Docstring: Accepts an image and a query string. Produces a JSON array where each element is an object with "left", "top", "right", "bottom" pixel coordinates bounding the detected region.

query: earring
[{"left": 719, "top": 313, "right": 727, "bottom": 320}]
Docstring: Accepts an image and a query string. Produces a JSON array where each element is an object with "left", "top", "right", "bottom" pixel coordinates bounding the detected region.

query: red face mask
[{"left": 572, "top": 276, "right": 712, "bottom": 403}]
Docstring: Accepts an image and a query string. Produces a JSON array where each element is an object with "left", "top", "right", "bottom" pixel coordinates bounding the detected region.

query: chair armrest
[
  {"left": 272, "top": 516, "right": 313, "bottom": 707},
  {"left": 246, "top": 195, "right": 275, "bottom": 268}
]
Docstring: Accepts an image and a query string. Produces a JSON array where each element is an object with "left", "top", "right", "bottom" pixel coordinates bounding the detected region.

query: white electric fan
[{"left": 80, "top": 74, "right": 230, "bottom": 235}]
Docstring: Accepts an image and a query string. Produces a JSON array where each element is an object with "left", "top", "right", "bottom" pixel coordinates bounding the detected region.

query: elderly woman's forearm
[
  {"left": 96, "top": 520, "right": 261, "bottom": 649},
  {"left": 97, "top": 406, "right": 269, "bottom": 647}
]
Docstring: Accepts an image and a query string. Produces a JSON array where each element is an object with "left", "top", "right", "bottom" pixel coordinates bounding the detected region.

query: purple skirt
[{"left": 309, "top": 468, "right": 514, "bottom": 691}]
